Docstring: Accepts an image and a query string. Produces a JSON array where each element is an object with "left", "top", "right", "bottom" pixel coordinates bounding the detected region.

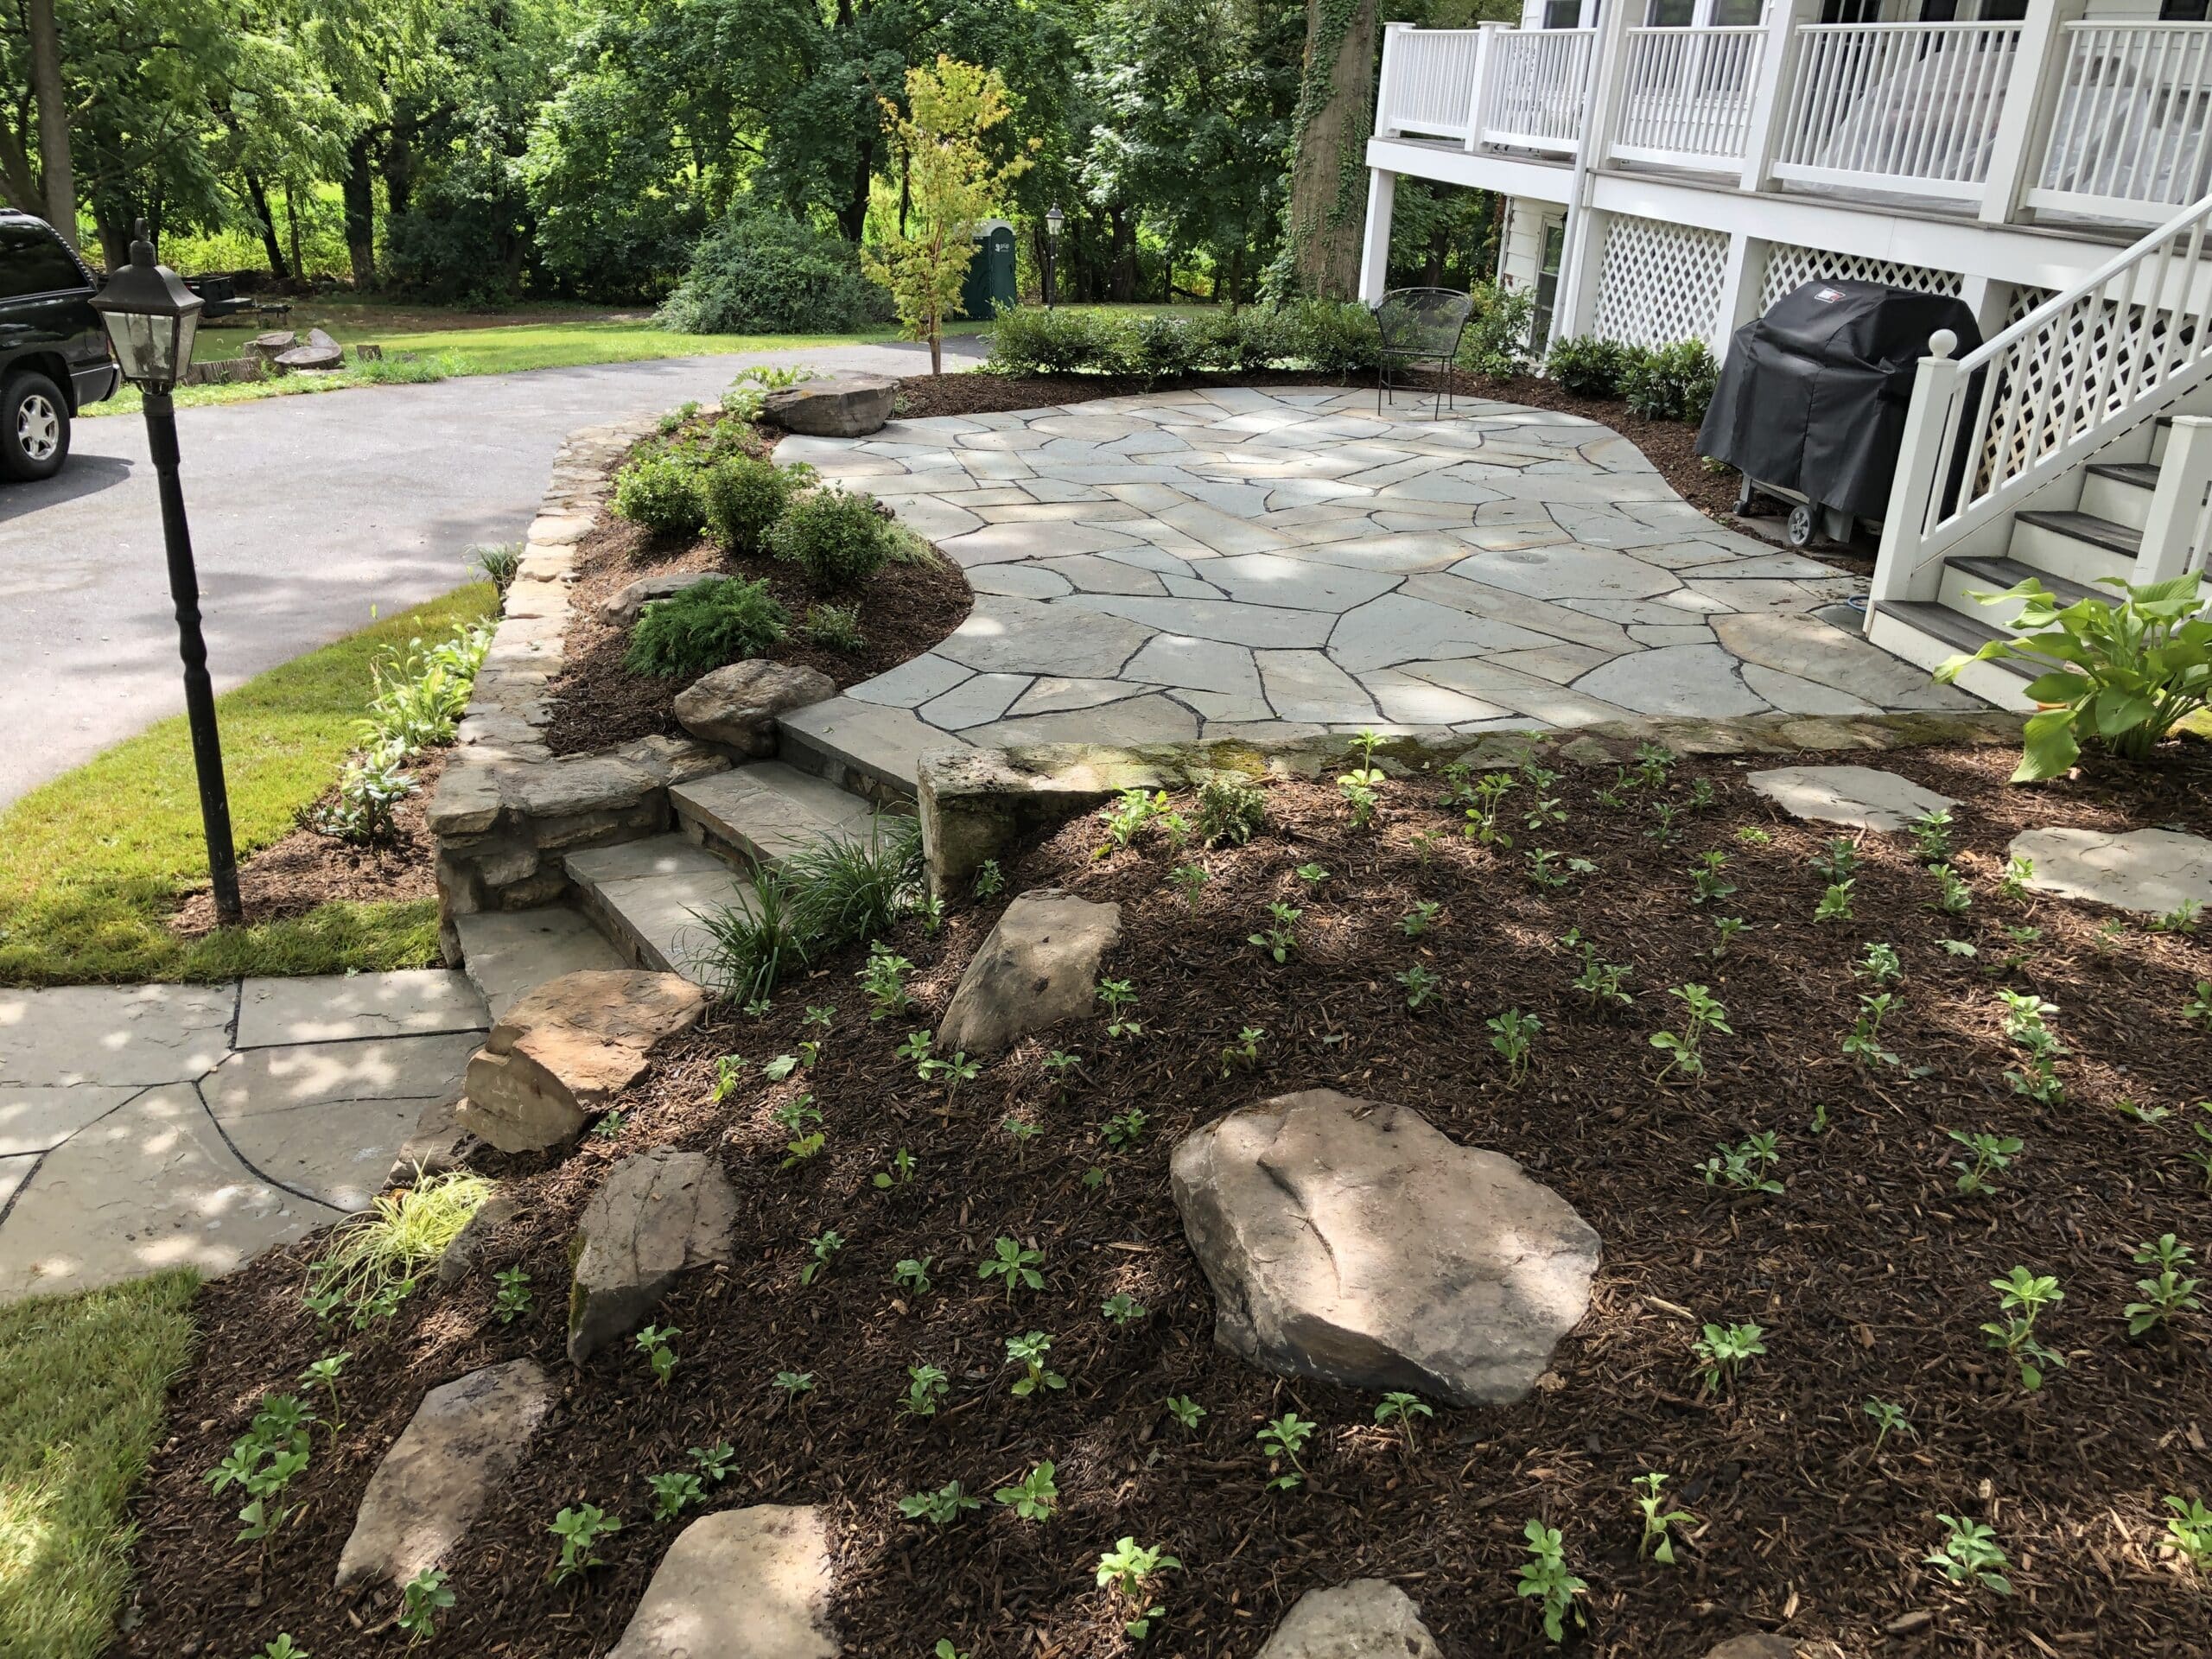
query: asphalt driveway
[{"left": 0, "top": 336, "right": 983, "bottom": 804}]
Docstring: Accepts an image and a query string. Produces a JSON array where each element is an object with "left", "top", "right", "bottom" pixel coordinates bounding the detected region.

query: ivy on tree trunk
[{"left": 1285, "top": 0, "right": 1377, "bottom": 300}]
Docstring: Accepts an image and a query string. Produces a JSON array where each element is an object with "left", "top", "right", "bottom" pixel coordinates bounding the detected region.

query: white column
[
  {"left": 1739, "top": 0, "right": 1821, "bottom": 194},
  {"left": 1377, "top": 22, "right": 1410, "bottom": 139},
  {"left": 1357, "top": 169, "right": 1398, "bottom": 304},
  {"left": 2134, "top": 416, "right": 2212, "bottom": 584},
  {"left": 1869, "top": 331, "right": 1967, "bottom": 616},
  {"left": 1553, "top": 0, "right": 1637, "bottom": 345},
  {"left": 1711, "top": 232, "right": 1767, "bottom": 359},
  {"left": 1979, "top": 0, "right": 2086, "bottom": 226},
  {"left": 1554, "top": 207, "right": 1611, "bottom": 345}
]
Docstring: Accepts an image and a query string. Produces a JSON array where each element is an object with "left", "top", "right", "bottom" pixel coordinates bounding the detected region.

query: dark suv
[{"left": 0, "top": 209, "right": 118, "bottom": 480}]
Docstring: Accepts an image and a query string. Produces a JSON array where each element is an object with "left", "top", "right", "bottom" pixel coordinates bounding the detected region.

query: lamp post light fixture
[
  {"left": 1045, "top": 204, "right": 1064, "bottom": 310},
  {"left": 92, "top": 219, "right": 242, "bottom": 927}
]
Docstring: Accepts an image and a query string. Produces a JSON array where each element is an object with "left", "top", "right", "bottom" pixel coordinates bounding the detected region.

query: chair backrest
[{"left": 1373, "top": 287, "right": 1477, "bottom": 355}]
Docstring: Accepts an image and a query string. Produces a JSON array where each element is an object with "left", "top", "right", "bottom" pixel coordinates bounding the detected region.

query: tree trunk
[
  {"left": 286, "top": 184, "right": 303, "bottom": 283},
  {"left": 28, "top": 0, "right": 73, "bottom": 247},
  {"left": 342, "top": 131, "right": 378, "bottom": 289},
  {"left": 383, "top": 123, "right": 416, "bottom": 218},
  {"left": 839, "top": 136, "right": 874, "bottom": 244},
  {"left": 1286, "top": 0, "right": 1379, "bottom": 299},
  {"left": 244, "top": 172, "right": 290, "bottom": 281},
  {"left": 93, "top": 204, "right": 130, "bottom": 273}
]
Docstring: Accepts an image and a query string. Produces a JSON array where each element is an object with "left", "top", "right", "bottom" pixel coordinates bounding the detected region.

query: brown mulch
[
  {"left": 167, "top": 749, "right": 449, "bottom": 936},
  {"left": 119, "top": 739, "right": 2212, "bottom": 1658}
]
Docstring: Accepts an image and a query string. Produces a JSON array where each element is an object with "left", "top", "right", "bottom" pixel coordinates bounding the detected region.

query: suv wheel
[{"left": 1, "top": 371, "right": 69, "bottom": 481}]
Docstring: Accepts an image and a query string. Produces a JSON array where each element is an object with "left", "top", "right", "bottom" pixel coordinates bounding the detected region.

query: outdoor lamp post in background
[
  {"left": 92, "top": 218, "right": 241, "bottom": 927},
  {"left": 1045, "top": 205, "right": 1063, "bottom": 310}
]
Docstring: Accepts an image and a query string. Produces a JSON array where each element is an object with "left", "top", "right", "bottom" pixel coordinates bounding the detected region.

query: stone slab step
[
  {"left": 777, "top": 696, "right": 969, "bottom": 804},
  {"left": 453, "top": 906, "right": 628, "bottom": 1020},
  {"left": 564, "top": 836, "right": 748, "bottom": 983},
  {"left": 670, "top": 762, "right": 899, "bottom": 868},
  {"left": 1865, "top": 604, "right": 2037, "bottom": 714}
]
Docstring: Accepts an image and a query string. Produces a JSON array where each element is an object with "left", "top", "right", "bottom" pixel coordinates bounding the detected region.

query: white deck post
[
  {"left": 1739, "top": 0, "right": 1820, "bottom": 194},
  {"left": 1869, "top": 332, "right": 1967, "bottom": 617},
  {"left": 1376, "top": 22, "right": 1408, "bottom": 139},
  {"left": 1711, "top": 232, "right": 1767, "bottom": 360},
  {"left": 1978, "top": 0, "right": 2085, "bottom": 226},
  {"left": 1552, "top": 0, "right": 1637, "bottom": 344},
  {"left": 2134, "top": 416, "right": 2212, "bottom": 585},
  {"left": 1462, "top": 23, "right": 1504, "bottom": 153},
  {"left": 1358, "top": 169, "right": 1398, "bottom": 304}
]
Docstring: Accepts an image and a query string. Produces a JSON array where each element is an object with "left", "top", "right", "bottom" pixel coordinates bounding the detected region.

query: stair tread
[
  {"left": 2084, "top": 461, "right": 2161, "bottom": 490},
  {"left": 454, "top": 906, "right": 626, "bottom": 1020},
  {"left": 779, "top": 696, "right": 967, "bottom": 798},
  {"left": 1870, "top": 601, "right": 2037, "bottom": 679},
  {"left": 671, "top": 761, "right": 894, "bottom": 865},
  {"left": 564, "top": 835, "right": 746, "bottom": 982},
  {"left": 1945, "top": 554, "right": 2102, "bottom": 609},
  {"left": 2013, "top": 508, "right": 2142, "bottom": 557}
]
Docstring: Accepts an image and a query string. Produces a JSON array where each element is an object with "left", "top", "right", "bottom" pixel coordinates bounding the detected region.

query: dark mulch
[
  {"left": 544, "top": 514, "right": 974, "bottom": 757},
  {"left": 119, "top": 739, "right": 2212, "bottom": 1658},
  {"left": 167, "top": 749, "right": 448, "bottom": 936}
]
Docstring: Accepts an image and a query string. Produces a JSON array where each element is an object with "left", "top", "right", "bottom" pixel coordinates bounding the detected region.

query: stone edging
[
  {"left": 915, "top": 708, "right": 2034, "bottom": 893},
  {"left": 429, "top": 418, "right": 730, "bottom": 955}
]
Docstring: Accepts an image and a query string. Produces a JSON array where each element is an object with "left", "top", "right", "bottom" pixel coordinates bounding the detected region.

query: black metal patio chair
[{"left": 1372, "top": 286, "right": 1476, "bottom": 420}]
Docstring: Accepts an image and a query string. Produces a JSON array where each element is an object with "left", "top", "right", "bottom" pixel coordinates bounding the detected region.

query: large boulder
[
  {"left": 568, "top": 1148, "right": 736, "bottom": 1363},
  {"left": 334, "top": 1359, "right": 552, "bottom": 1591},
  {"left": 606, "top": 1505, "right": 836, "bottom": 1659},
  {"left": 761, "top": 374, "right": 896, "bottom": 439},
  {"left": 456, "top": 970, "right": 707, "bottom": 1154},
  {"left": 674, "top": 660, "right": 837, "bottom": 757},
  {"left": 1170, "top": 1089, "right": 1599, "bottom": 1407},
  {"left": 1258, "top": 1580, "right": 1441, "bottom": 1659},
  {"left": 936, "top": 888, "right": 1122, "bottom": 1057}
]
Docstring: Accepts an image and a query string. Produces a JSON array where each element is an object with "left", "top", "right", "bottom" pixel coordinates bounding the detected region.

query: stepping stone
[
  {"left": 0, "top": 1084, "right": 138, "bottom": 1157},
  {"left": 1746, "top": 765, "right": 1959, "bottom": 833},
  {"left": 607, "top": 1504, "right": 835, "bottom": 1659},
  {"left": 457, "top": 970, "right": 708, "bottom": 1154},
  {"left": 1258, "top": 1580, "right": 1441, "bottom": 1658},
  {"left": 2008, "top": 825, "right": 2212, "bottom": 916},
  {"left": 1705, "top": 1637, "right": 1798, "bottom": 1659},
  {"left": 565, "top": 835, "right": 746, "bottom": 981},
  {"left": 936, "top": 889, "right": 1123, "bottom": 1057},
  {"left": 1170, "top": 1088, "right": 1599, "bottom": 1407},
  {"left": 334, "top": 1358, "right": 553, "bottom": 1591},
  {"left": 569, "top": 1148, "right": 736, "bottom": 1363},
  {"left": 674, "top": 661, "right": 836, "bottom": 756},
  {"left": 671, "top": 763, "right": 892, "bottom": 867},
  {"left": 454, "top": 906, "right": 627, "bottom": 1021}
]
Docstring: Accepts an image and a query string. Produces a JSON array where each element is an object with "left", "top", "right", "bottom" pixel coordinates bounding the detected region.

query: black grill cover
[{"left": 1696, "top": 279, "right": 1983, "bottom": 522}]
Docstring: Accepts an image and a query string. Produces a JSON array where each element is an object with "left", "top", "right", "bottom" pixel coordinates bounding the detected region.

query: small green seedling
[
  {"left": 1102, "top": 1106, "right": 1149, "bottom": 1149},
  {"left": 255, "top": 1639, "right": 310, "bottom": 1659},
  {"left": 1169, "top": 862, "right": 1210, "bottom": 911},
  {"left": 1842, "top": 991, "right": 1900, "bottom": 1069},
  {"left": 1999, "top": 855, "right": 2035, "bottom": 901},
  {"left": 397, "top": 1568, "right": 453, "bottom": 1643},
  {"left": 902, "top": 1363, "right": 950, "bottom": 1417},
  {"left": 1001, "top": 1115, "right": 1042, "bottom": 1160},
  {"left": 1096, "top": 787, "right": 1163, "bottom": 855},
  {"left": 1864, "top": 1397, "right": 1915, "bottom": 1452},
  {"left": 1096, "top": 978, "right": 1142, "bottom": 1038},
  {"left": 1948, "top": 1128, "right": 2024, "bottom": 1197},
  {"left": 636, "top": 1325, "right": 679, "bottom": 1387},
  {"left": 892, "top": 1255, "right": 935, "bottom": 1295},
  {"left": 1219, "top": 1025, "right": 1265, "bottom": 1075},
  {"left": 874, "top": 1147, "right": 918, "bottom": 1189},
  {"left": 1296, "top": 861, "right": 1330, "bottom": 890},
  {"left": 1710, "top": 915, "right": 1745, "bottom": 956},
  {"left": 592, "top": 1110, "right": 626, "bottom": 1141},
  {"left": 858, "top": 942, "right": 915, "bottom": 1019},
  {"left": 1257, "top": 1411, "right": 1316, "bottom": 1491},
  {"left": 2163, "top": 1496, "right": 2212, "bottom": 1572},
  {"left": 1249, "top": 901, "right": 1300, "bottom": 963},
  {"left": 1633, "top": 1472, "right": 1694, "bottom": 1565},
  {"left": 1814, "top": 880, "right": 1855, "bottom": 922},
  {"left": 493, "top": 1267, "right": 532, "bottom": 1325},
  {"left": 799, "top": 1230, "right": 843, "bottom": 1287},
  {"left": 1700, "top": 1131, "right": 1783, "bottom": 1196},
  {"left": 1926, "top": 1513, "right": 2012, "bottom": 1594},
  {"left": 298, "top": 1351, "right": 349, "bottom": 1435},
  {"left": 1165, "top": 1394, "right": 1206, "bottom": 1432},
  {"left": 1398, "top": 963, "right": 1442, "bottom": 1010},
  {"left": 2187, "top": 980, "right": 2212, "bottom": 1028},
  {"left": 2124, "top": 1235, "right": 2201, "bottom": 1337},
  {"left": 972, "top": 859, "right": 1004, "bottom": 898},
  {"left": 1856, "top": 940, "right": 1903, "bottom": 983},
  {"left": 1042, "top": 1049, "right": 1081, "bottom": 1093},
  {"left": 773, "top": 1370, "right": 815, "bottom": 1402},
  {"left": 995, "top": 1460, "right": 1058, "bottom": 1520},
  {"left": 1981, "top": 1266, "right": 2065, "bottom": 1391},
  {"left": 1688, "top": 850, "right": 1735, "bottom": 906},
  {"left": 1096, "top": 1535, "right": 1181, "bottom": 1640},
  {"left": 691, "top": 1442, "right": 735, "bottom": 1484},
  {"left": 1373, "top": 1390, "right": 1433, "bottom": 1452},
  {"left": 1812, "top": 837, "right": 1860, "bottom": 883},
  {"left": 1928, "top": 863, "right": 1974, "bottom": 914},
  {"left": 1103, "top": 1292, "right": 1148, "bottom": 1327},
  {"left": 1909, "top": 807, "right": 1954, "bottom": 861},
  {"left": 1005, "top": 1331, "right": 1067, "bottom": 1397},
  {"left": 916, "top": 1051, "right": 980, "bottom": 1103},
  {"left": 1516, "top": 1518, "right": 1588, "bottom": 1643},
  {"left": 899, "top": 1480, "right": 982, "bottom": 1526},
  {"left": 1694, "top": 1321, "right": 1765, "bottom": 1395},
  {"left": 547, "top": 1503, "right": 621, "bottom": 1584},
  {"left": 978, "top": 1236, "right": 1044, "bottom": 1300},
  {"left": 2152, "top": 899, "right": 2202, "bottom": 935},
  {"left": 1487, "top": 1007, "right": 1541, "bottom": 1086},
  {"left": 1400, "top": 900, "right": 1441, "bottom": 937},
  {"left": 1651, "top": 983, "right": 1731, "bottom": 1081},
  {"left": 646, "top": 1471, "right": 704, "bottom": 1522}
]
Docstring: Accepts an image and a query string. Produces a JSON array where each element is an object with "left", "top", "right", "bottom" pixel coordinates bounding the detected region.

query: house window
[
  {"left": 2161, "top": 0, "right": 2209, "bottom": 21},
  {"left": 1710, "top": 0, "right": 1763, "bottom": 22},
  {"left": 1647, "top": 0, "right": 1694, "bottom": 24},
  {"left": 1542, "top": 0, "right": 1584, "bottom": 27},
  {"left": 1532, "top": 219, "right": 1567, "bottom": 353}
]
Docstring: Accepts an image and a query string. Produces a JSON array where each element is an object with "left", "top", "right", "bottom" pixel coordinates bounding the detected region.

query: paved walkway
[
  {"left": 782, "top": 386, "right": 1980, "bottom": 747},
  {"left": 0, "top": 970, "right": 487, "bottom": 1302}
]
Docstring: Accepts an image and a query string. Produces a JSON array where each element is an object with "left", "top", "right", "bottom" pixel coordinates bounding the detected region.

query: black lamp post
[
  {"left": 1045, "top": 205, "right": 1064, "bottom": 311},
  {"left": 92, "top": 219, "right": 241, "bottom": 927}
]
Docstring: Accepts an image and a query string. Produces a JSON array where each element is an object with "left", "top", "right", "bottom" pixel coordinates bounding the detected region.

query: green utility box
[{"left": 960, "top": 219, "right": 1018, "bottom": 321}]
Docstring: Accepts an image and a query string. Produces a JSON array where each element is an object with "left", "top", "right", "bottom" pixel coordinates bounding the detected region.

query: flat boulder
[
  {"left": 2008, "top": 824, "right": 2212, "bottom": 916},
  {"left": 334, "top": 1359, "right": 551, "bottom": 1591},
  {"left": 603, "top": 572, "right": 718, "bottom": 627},
  {"left": 569, "top": 1148, "right": 735, "bottom": 1363},
  {"left": 936, "top": 888, "right": 1122, "bottom": 1056},
  {"left": 1745, "top": 765, "right": 1956, "bottom": 833},
  {"left": 456, "top": 970, "right": 707, "bottom": 1154},
  {"left": 607, "top": 1504, "right": 835, "bottom": 1659},
  {"left": 1258, "top": 1580, "right": 1441, "bottom": 1658},
  {"left": 761, "top": 374, "right": 896, "bottom": 439},
  {"left": 1705, "top": 1637, "right": 1798, "bottom": 1659},
  {"left": 674, "top": 660, "right": 837, "bottom": 756},
  {"left": 275, "top": 335, "right": 345, "bottom": 371},
  {"left": 1171, "top": 1088, "right": 1599, "bottom": 1407}
]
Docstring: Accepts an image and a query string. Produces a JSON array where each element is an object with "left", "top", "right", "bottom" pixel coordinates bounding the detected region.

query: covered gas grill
[{"left": 1698, "top": 278, "right": 1982, "bottom": 548}]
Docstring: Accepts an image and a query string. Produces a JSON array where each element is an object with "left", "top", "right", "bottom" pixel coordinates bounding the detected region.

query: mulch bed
[
  {"left": 167, "top": 749, "right": 449, "bottom": 936},
  {"left": 118, "top": 737, "right": 2212, "bottom": 1657}
]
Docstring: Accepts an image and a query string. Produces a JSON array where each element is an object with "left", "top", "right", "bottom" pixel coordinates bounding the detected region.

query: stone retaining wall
[{"left": 916, "top": 708, "right": 2034, "bottom": 896}]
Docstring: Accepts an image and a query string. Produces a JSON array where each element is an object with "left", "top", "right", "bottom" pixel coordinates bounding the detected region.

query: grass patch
[
  {"left": 0, "top": 1271, "right": 198, "bottom": 1659},
  {"left": 0, "top": 584, "right": 494, "bottom": 987}
]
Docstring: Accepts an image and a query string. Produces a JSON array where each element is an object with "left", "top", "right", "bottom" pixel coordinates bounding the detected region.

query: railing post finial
[{"left": 1928, "top": 328, "right": 1958, "bottom": 360}]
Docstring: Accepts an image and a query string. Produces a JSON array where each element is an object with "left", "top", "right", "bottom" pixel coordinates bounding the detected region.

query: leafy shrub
[
  {"left": 769, "top": 487, "right": 893, "bottom": 592},
  {"left": 803, "top": 601, "right": 866, "bottom": 652},
  {"left": 359, "top": 621, "right": 490, "bottom": 755},
  {"left": 987, "top": 305, "right": 1119, "bottom": 375},
  {"left": 1205, "top": 305, "right": 1292, "bottom": 372},
  {"left": 1547, "top": 335, "right": 1637, "bottom": 399},
  {"left": 613, "top": 454, "right": 709, "bottom": 539},
  {"left": 624, "top": 575, "right": 790, "bottom": 677},
  {"left": 1126, "top": 311, "right": 1207, "bottom": 386},
  {"left": 656, "top": 207, "right": 890, "bottom": 335},
  {"left": 721, "top": 363, "right": 817, "bottom": 420},
  {"left": 308, "top": 744, "right": 417, "bottom": 845},
  {"left": 702, "top": 455, "right": 805, "bottom": 556},
  {"left": 1621, "top": 340, "right": 1720, "bottom": 423},
  {"left": 987, "top": 302, "right": 1378, "bottom": 378},
  {"left": 1281, "top": 299, "right": 1382, "bottom": 377},
  {"left": 1937, "top": 573, "right": 2212, "bottom": 778},
  {"left": 1459, "top": 283, "right": 1536, "bottom": 379}
]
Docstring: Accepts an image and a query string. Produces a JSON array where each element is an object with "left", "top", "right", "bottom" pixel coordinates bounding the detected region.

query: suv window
[{"left": 0, "top": 223, "right": 87, "bottom": 299}]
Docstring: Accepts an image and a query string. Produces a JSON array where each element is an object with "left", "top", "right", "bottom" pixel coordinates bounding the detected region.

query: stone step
[
  {"left": 564, "top": 836, "right": 749, "bottom": 983},
  {"left": 777, "top": 696, "right": 969, "bottom": 805},
  {"left": 452, "top": 905, "right": 627, "bottom": 1020},
  {"left": 1866, "top": 601, "right": 2038, "bottom": 713},
  {"left": 669, "top": 761, "right": 899, "bottom": 868}
]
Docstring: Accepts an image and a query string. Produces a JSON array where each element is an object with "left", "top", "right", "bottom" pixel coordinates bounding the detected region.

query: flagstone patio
[{"left": 776, "top": 386, "right": 1980, "bottom": 756}]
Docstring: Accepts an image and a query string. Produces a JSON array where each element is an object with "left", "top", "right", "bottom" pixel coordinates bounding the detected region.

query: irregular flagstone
[
  {"left": 938, "top": 889, "right": 1122, "bottom": 1056},
  {"left": 569, "top": 1148, "right": 737, "bottom": 1362},
  {"left": 1171, "top": 1088, "right": 1599, "bottom": 1406},
  {"left": 968, "top": 692, "right": 1202, "bottom": 749},
  {"left": 935, "top": 596, "right": 1157, "bottom": 678},
  {"left": 1257, "top": 1580, "right": 1442, "bottom": 1659},
  {"left": 0, "top": 1154, "right": 31, "bottom": 1212},
  {"left": 334, "top": 1359, "right": 553, "bottom": 1591},
  {"left": 1740, "top": 664, "right": 1880, "bottom": 716},
  {"left": 842, "top": 652, "right": 973, "bottom": 709},
  {"left": 606, "top": 1505, "right": 836, "bottom": 1659},
  {"left": 1573, "top": 644, "right": 1770, "bottom": 718},
  {"left": 1747, "top": 765, "right": 1960, "bottom": 833},
  {"left": 1064, "top": 593, "right": 1334, "bottom": 649},
  {"left": 1449, "top": 543, "right": 1681, "bottom": 602},
  {"left": 1403, "top": 658, "right": 1636, "bottom": 728},
  {"left": 1258, "top": 650, "right": 1381, "bottom": 723},
  {"left": 1713, "top": 611, "right": 1979, "bottom": 711},
  {"left": 0, "top": 982, "right": 235, "bottom": 1087},
  {"left": 0, "top": 1084, "right": 139, "bottom": 1157},
  {"left": 2008, "top": 825, "right": 2212, "bottom": 915}
]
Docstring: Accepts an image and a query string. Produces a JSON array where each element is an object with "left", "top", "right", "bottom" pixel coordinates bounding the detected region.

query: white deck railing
[
  {"left": 2029, "top": 23, "right": 2212, "bottom": 223},
  {"left": 1611, "top": 26, "right": 1765, "bottom": 171},
  {"left": 1478, "top": 27, "right": 1595, "bottom": 156},
  {"left": 1376, "top": 27, "right": 1490, "bottom": 143},
  {"left": 1771, "top": 22, "right": 2019, "bottom": 204},
  {"left": 1877, "top": 191, "right": 2212, "bottom": 594}
]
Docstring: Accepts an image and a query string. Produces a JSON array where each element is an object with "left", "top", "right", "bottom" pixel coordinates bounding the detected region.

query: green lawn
[
  {"left": 0, "top": 1272, "right": 198, "bottom": 1659},
  {"left": 0, "top": 583, "right": 495, "bottom": 987}
]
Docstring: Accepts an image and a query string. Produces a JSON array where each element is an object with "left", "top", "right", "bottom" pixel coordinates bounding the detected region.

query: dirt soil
[{"left": 119, "top": 738, "right": 2212, "bottom": 1658}]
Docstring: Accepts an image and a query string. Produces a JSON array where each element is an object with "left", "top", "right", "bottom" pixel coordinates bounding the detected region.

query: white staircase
[{"left": 1867, "top": 194, "right": 2212, "bottom": 706}]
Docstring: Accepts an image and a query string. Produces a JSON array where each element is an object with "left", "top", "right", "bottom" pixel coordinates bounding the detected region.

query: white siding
[{"left": 1497, "top": 197, "right": 1550, "bottom": 298}]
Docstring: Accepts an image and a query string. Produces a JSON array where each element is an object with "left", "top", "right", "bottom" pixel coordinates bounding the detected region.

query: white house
[{"left": 1361, "top": 1, "right": 2212, "bottom": 707}]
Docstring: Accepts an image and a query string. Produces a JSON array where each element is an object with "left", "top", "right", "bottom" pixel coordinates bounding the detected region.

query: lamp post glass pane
[{"left": 105, "top": 309, "right": 193, "bottom": 387}]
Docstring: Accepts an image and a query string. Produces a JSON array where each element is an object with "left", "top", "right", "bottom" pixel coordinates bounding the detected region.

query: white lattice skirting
[
  {"left": 1591, "top": 214, "right": 1729, "bottom": 348},
  {"left": 1758, "top": 244, "right": 1964, "bottom": 311}
]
